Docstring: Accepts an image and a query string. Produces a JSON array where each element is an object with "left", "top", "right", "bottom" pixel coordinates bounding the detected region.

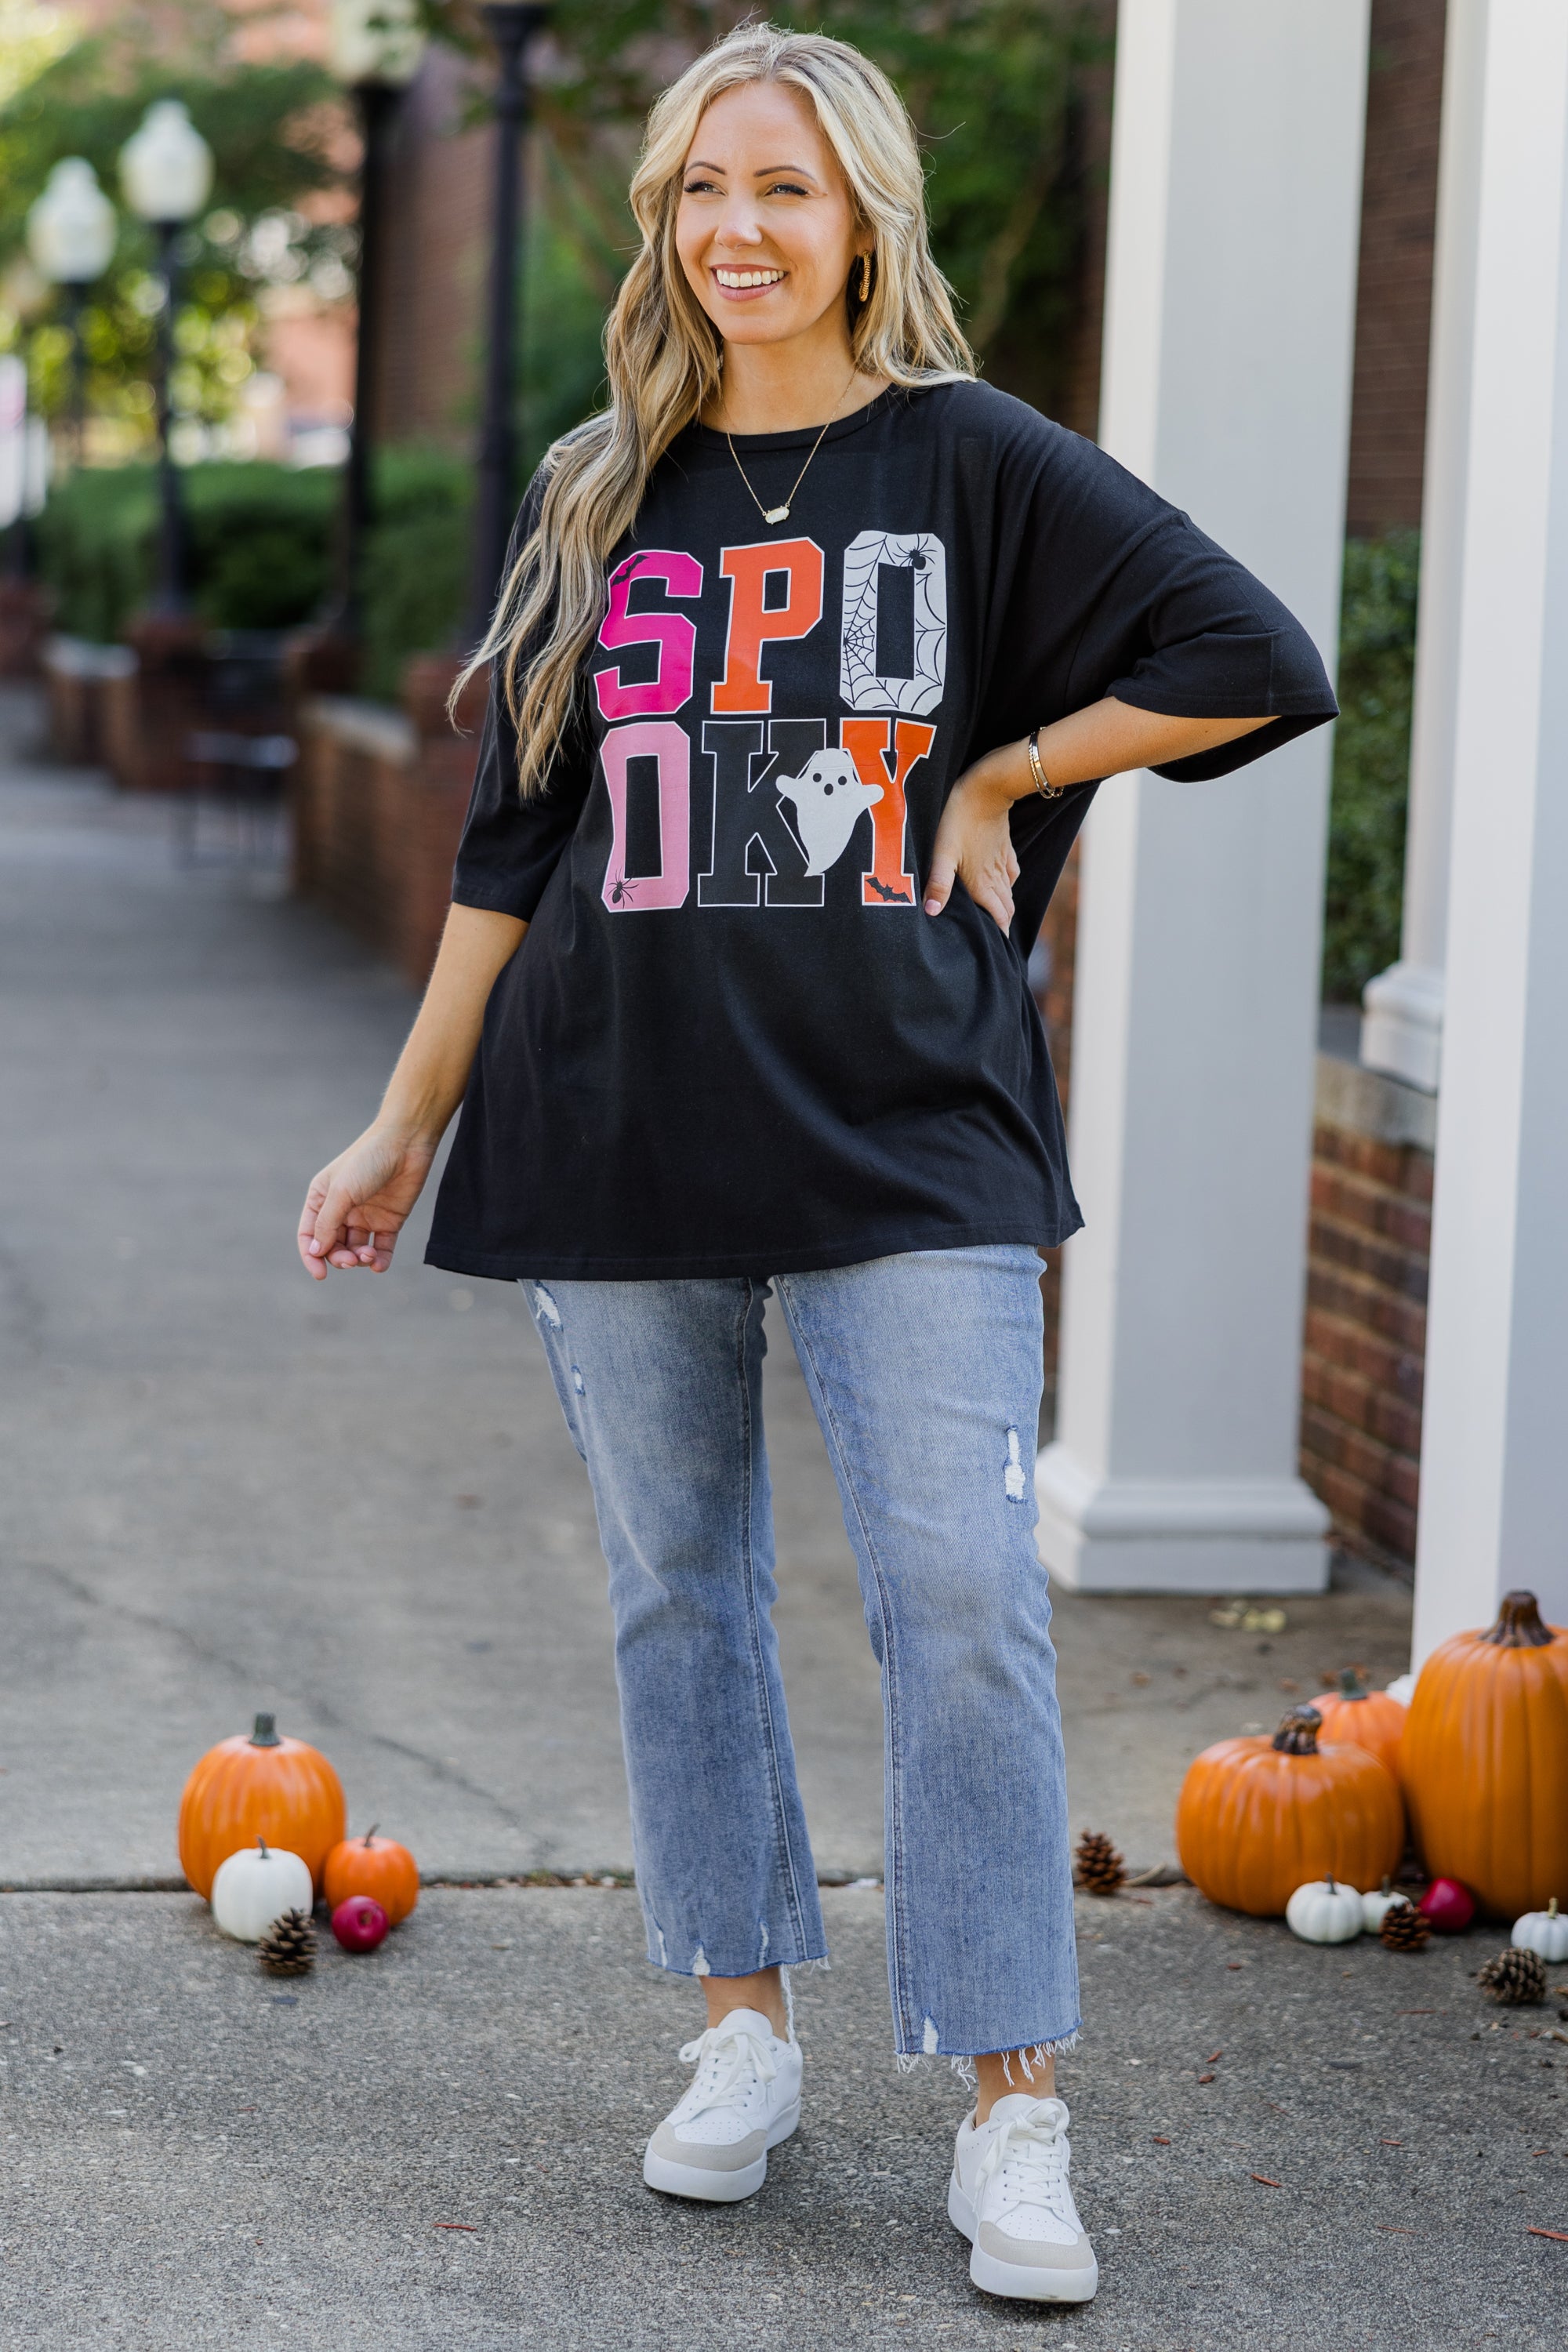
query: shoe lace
[
  {"left": 676, "top": 2020, "right": 779, "bottom": 2119},
  {"left": 974, "top": 2099, "right": 1073, "bottom": 2219}
]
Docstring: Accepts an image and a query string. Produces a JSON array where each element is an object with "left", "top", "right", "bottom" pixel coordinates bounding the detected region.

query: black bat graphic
[{"left": 865, "top": 874, "right": 913, "bottom": 902}]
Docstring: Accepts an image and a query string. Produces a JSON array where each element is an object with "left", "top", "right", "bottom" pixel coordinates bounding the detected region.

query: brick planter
[
  {"left": 0, "top": 579, "right": 53, "bottom": 677},
  {"left": 292, "top": 653, "right": 488, "bottom": 989},
  {"left": 42, "top": 635, "right": 138, "bottom": 765},
  {"left": 103, "top": 615, "right": 210, "bottom": 792}
]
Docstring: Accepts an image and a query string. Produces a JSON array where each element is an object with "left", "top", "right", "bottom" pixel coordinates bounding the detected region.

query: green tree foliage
[
  {"left": 0, "top": 5, "right": 347, "bottom": 435},
  {"left": 518, "top": 0, "right": 1105, "bottom": 438},
  {"left": 1322, "top": 533, "right": 1419, "bottom": 1004},
  {"left": 25, "top": 2, "right": 1105, "bottom": 688}
]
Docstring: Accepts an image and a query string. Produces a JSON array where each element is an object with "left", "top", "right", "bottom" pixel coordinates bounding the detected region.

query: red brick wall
[
  {"left": 376, "top": 48, "right": 495, "bottom": 448},
  {"left": 1299, "top": 1118, "right": 1430, "bottom": 1569},
  {"left": 291, "top": 659, "right": 485, "bottom": 988},
  {"left": 1344, "top": 0, "right": 1447, "bottom": 535}
]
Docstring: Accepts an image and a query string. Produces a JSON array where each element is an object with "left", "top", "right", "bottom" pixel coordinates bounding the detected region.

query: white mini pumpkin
[
  {"left": 1286, "top": 1875, "right": 1364, "bottom": 1944},
  {"left": 211, "top": 1838, "right": 314, "bottom": 1942},
  {"left": 1512, "top": 1896, "right": 1568, "bottom": 1962},
  {"left": 1360, "top": 1877, "right": 1411, "bottom": 1933}
]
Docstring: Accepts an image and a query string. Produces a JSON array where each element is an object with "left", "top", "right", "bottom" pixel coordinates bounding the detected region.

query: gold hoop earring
[{"left": 859, "top": 252, "right": 873, "bottom": 302}]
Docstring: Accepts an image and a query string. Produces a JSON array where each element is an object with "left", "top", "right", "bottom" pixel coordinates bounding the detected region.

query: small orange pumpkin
[
  {"left": 1402, "top": 1588, "right": 1568, "bottom": 1918},
  {"left": 178, "top": 1714, "right": 347, "bottom": 1900},
  {"left": 1307, "top": 1668, "right": 1408, "bottom": 1783},
  {"left": 1176, "top": 1705, "right": 1403, "bottom": 1917},
  {"left": 322, "top": 1826, "right": 420, "bottom": 1925}
]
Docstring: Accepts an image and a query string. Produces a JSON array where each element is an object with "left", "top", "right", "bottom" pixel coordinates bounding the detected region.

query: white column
[
  {"left": 1036, "top": 0, "right": 1367, "bottom": 1594},
  {"left": 1358, "top": 0, "right": 1488, "bottom": 1094},
  {"left": 1410, "top": 0, "right": 1568, "bottom": 1663}
]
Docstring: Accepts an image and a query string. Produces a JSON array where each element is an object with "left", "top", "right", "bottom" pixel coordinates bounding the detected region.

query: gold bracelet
[{"left": 1026, "top": 727, "right": 1062, "bottom": 799}]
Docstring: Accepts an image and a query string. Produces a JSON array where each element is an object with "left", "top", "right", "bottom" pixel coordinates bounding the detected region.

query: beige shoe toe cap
[
  {"left": 977, "top": 2220, "right": 1096, "bottom": 2273},
  {"left": 647, "top": 2121, "right": 768, "bottom": 2174}
]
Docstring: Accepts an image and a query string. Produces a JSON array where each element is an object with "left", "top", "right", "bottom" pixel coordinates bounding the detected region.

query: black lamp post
[
  {"left": 120, "top": 101, "right": 215, "bottom": 616},
  {"left": 25, "top": 158, "right": 118, "bottom": 466},
  {"left": 466, "top": 3, "right": 550, "bottom": 648},
  {"left": 329, "top": 0, "right": 428, "bottom": 635}
]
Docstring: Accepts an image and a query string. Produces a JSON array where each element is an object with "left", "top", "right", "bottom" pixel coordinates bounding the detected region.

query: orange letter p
[{"left": 712, "top": 539, "right": 825, "bottom": 713}]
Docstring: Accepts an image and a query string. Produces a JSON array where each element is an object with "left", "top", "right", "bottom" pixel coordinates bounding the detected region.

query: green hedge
[
  {"left": 1323, "top": 533, "right": 1418, "bottom": 1004},
  {"left": 38, "top": 461, "right": 335, "bottom": 639},
  {"left": 34, "top": 448, "right": 471, "bottom": 694}
]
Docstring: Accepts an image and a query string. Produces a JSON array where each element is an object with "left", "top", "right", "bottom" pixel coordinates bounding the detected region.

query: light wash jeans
[{"left": 524, "top": 1245, "right": 1080, "bottom": 2062}]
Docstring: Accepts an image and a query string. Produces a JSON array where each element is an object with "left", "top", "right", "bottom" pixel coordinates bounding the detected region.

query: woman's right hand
[{"left": 296, "top": 1126, "right": 439, "bottom": 1279}]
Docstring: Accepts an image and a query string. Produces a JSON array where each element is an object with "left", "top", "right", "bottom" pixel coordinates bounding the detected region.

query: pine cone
[
  {"left": 1074, "top": 1829, "right": 1127, "bottom": 1897},
  {"left": 1379, "top": 1901, "right": 1431, "bottom": 1952},
  {"left": 257, "top": 1907, "right": 317, "bottom": 1976},
  {"left": 1477, "top": 1945, "right": 1547, "bottom": 2005}
]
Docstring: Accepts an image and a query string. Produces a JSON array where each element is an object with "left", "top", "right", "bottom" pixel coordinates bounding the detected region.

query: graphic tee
[{"left": 428, "top": 381, "right": 1336, "bottom": 1282}]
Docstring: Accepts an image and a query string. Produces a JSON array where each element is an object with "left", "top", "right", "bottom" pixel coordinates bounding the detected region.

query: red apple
[
  {"left": 1417, "top": 1876, "right": 1475, "bottom": 1933},
  {"left": 331, "top": 1894, "right": 389, "bottom": 1953}
]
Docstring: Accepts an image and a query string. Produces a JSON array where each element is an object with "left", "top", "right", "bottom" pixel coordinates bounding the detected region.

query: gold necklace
[{"left": 724, "top": 366, "right": 862, "bottom": 526}]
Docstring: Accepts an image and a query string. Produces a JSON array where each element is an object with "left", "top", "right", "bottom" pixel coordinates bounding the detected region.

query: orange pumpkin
[
  {"left": 178, "top": 1713, "right": 346, "bottom": 1899},
  {"left": 322, "top": 1826, "right": 420, "bottom": 1925},
  {"left": 1176, "top": 1705, "right": 1403, "bottom": 1916},
  {"left": 1307, "top": 1668, "right": 1408, "bottom": 1783},
  {"left": 1402, "top": 1588, "right": 1568, "bottom": 1919}
]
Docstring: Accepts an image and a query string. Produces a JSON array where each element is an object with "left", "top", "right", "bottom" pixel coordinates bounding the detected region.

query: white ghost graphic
[{"left": 775, "top": 750, "right": 883, "bottom": 876}]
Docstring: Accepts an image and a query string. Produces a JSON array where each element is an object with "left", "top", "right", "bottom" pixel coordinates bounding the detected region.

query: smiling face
[{"left": 675, "top": 80, "right": 869, "bottom": 356}]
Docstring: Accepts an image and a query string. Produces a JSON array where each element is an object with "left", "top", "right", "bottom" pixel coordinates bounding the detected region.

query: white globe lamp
[
  {"left": 25, "top": 158, "right": 117, "bottom": 287},
  {"left": 119, "top": 100, "right": 214, "bottom": 227},
  {"left": 329, "top": 0, "right": 427, "bottom": 89}
]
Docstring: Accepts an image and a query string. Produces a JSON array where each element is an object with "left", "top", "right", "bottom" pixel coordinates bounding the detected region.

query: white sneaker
[
  {"left": 642, "top": 2007, "right": 802, "bottom": 2203},
  {"left": 948, "top": 2092, "right": 1098, "bottom": 2302}
]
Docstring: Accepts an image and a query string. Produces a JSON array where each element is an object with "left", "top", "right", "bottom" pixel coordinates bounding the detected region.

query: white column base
[
  {"left": 1035, "top": 1443, "right": 1330, "bottom": 1595},
  {"left": 1359, "top": 960, "right": 1443, "bottom": 1093}
]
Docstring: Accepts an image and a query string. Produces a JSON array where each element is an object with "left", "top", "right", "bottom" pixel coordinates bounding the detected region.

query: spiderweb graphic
[{"left": 839, "top": 531, "right": 947, "bottom": 714}]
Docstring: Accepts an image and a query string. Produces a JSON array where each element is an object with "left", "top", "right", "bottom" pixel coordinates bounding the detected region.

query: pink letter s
[{"left": 594, "top": 551, "right": 703, "bottom": 720}]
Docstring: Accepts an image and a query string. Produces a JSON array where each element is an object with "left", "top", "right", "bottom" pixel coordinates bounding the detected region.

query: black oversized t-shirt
[{"left": 427, "top": 381, "right": 1336, "bottom": 1283}]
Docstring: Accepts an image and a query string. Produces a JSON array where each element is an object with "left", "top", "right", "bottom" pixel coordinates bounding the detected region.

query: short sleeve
[
  {"left": 449, "top": 474, "right": 594, "bottom": 923},
  {"left": 972, "top": 418, "right": 1338, "bottom": 786}
]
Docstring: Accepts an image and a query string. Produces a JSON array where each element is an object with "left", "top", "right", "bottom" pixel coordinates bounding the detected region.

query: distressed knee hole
[
  {"left": 531, "top": 1283, "right": 562, "bottom": 1328},
  {"left": 571, "top": 1365, "right": 585, "bottom": 1394},
  {"left": 1004, "top": 1427, "right": 1027, "bottom": 1501}
]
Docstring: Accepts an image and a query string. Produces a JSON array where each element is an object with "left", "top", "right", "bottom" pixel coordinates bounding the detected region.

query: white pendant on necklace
[{"left": 764, "top": 504, "right": 790, "bottom": 524}]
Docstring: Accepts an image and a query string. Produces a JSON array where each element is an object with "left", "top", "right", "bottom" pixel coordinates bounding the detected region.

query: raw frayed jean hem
[
  {"left": 895, "top": 2024, "right": 1081, "bottom": 2074},
  {"left": 642, "top": 1939, "right": 830, "bottom": 1982}
]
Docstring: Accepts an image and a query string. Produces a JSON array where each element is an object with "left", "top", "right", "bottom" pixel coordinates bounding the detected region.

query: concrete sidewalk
[{"left": 4, "top": 1884, "right": 1563, "bottom": 2350}]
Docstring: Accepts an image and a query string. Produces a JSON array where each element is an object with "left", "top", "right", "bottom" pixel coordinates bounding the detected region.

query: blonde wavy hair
[{"left": 452, "top": 20, "right": 975, "bottom": 796}]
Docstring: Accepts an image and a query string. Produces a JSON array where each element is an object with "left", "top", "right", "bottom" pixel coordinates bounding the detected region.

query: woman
[{"left": 299, "top": 24, "right": 1334, "bottom": 2306}]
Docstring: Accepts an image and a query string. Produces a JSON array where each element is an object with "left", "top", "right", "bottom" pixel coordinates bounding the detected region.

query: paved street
[
  {"left": 5, "top": 1886, "right": 1564, "bottom": 2349},
  {"left": 8, "top": 682, "right": 1551, "bottom": 2347}
]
